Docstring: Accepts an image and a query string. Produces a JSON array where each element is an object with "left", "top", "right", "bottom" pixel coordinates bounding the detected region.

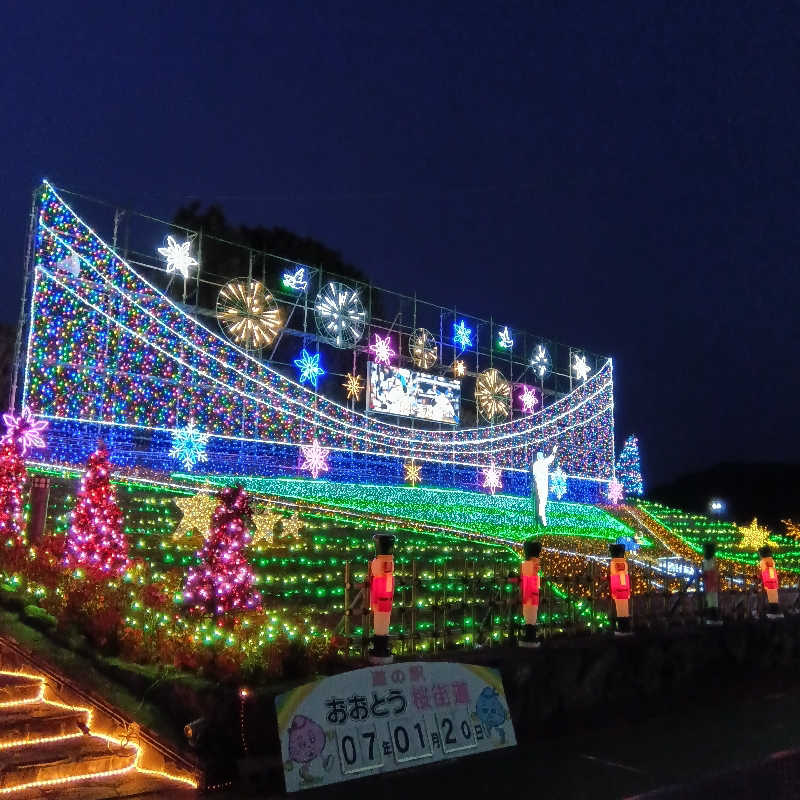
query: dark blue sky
[{"left": 1, "top": 1, "right": 798, "bottom": 486}]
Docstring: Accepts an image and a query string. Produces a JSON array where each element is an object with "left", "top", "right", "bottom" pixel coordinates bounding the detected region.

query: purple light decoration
[
  {"left": 513, "top": 383, "right": 541, "bottom": 414},
  {"left": 2, "top": 407, "right": 48, "bottom": 455}
]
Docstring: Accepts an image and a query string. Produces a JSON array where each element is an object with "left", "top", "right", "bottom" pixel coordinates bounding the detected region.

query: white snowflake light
[
  {"left": 519, "top": 385, "right": 539, "bottom": 413},
  {"left": 169, "top": 420, "right": 210, "bottom": 471},
  {"left": 497, "top": 326, "right": 514, "bottom": 349},
  {"left": 608, "top": 478, "right": 624, "bottom": 505},
  {"left": 481, "top": 464, "right": 502, "bottom": 495},
  {"left": 282, "top": 267, "right": 308, "bottom": 292},
  {"left": 573, "top": 354, "right": 591, "bottom": 382},
  {"left": 530, "top": 344, "right": 552, "bottom": 380},
  {"left": 549, "top": 466, "right": 567, "bottom": 499},
  {"left": 314, "top": 282, "right": 367, "bottom": 348},
  {"left": 369, "top": 333, "right": 396, "bottom": 366},
  {"left": 157, "top": 235, "right": 198, "bottom": 280},
  {"left": 453, "top": 320, "right": 472, "bottom": 351},
  {"left": 300, "top": 438, "right": 330, "bottom": 479}
]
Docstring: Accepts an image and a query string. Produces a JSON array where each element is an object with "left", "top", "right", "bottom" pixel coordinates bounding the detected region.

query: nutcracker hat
[
  {"left": 373, "top": 533, "right": 396, "bottom": 556},
  {"left": 609, "top": 543, "right": 626, "bottom": 558},
  {"left": 703, "top": 541, "right": 717, "bottom": 559},
  {"left": 758, "top": 545, "right": 773, "bottom": 559},
  {"left": 523, "top": 539, "right": 542, "bottom": 559}
]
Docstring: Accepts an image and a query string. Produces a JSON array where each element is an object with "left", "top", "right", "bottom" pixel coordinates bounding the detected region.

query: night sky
[{"left": 1, "top": 1, "right": 798, "bottom": 487}]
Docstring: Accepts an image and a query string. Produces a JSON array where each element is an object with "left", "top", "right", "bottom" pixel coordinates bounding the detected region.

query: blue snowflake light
[
  {"left": 293, "top": 348, "right": 325, "bottom": 388},
  {"left": 169, "top": 420, "right": 210, "bottom": 471},
  {"left": 549, "top": 466, "right": 567, "bottom": 499},
  {"left": 453, "top": 320, "right": 472, "bottom": 351}
]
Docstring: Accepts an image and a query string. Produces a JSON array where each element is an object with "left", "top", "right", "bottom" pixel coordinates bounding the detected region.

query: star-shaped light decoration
[
  {"left": 2, "top": 407, "right": 48, "bottom": 455},
  {"left": 343, "top": 372, "right": 364, "bottom": 401},
  {"left": 453, "top": 360, "right": 466, "bottom": 378},
  {"left": 282, "top": 266, "right": 308, "bottom": 292},
  {"left": 369, "top": 333, "right": 396, "bottom": 366},
  {"left": 481, "top": 464, "right": 503, "bottom": 495},
  {"left": 172, "top": 493, "right": 218, "bottom": 547},
  {"left": 607, "top": 478, "right": 624, "bottom": 505},
  {"left": 519, "top": 385, "right": 539, "bottom": 413},
  {"left": 453, "top": 320, "right": 472, "bottom": 351},
  {"left": 573, "top": 354, "right": 591, "bottom": 382},
  {"left": 404, "top": 459, "right": 422, "bottom": 486},
  {"left": 300, "top": 438, "right": 330, "bottom": 479},
  {"left": 169, "top": 420, "right": 210, "bottom": 471},
  {"left": 293, "top": 349, "right": 325, "bottom": 388},
  {"left": 497, "top": 326, "right": 514, "bottom": 349},
  {"left": 737, "top": 518, "right": 777, "bottom": 551},
  {"left": 280, "top": 513, "right": 305, "bottom": 540},
  {"left": 249, "top": 508, "right": 283, "bottom": 547},
  {"left": 550, "top": 466, "right": 568, "bottom": 499},
  {"left": 157, "top": 235, "right": 198, "bottom": 280}
]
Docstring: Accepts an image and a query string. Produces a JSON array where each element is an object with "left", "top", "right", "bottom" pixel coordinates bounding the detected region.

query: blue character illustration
[{"left": 475, "top": 686, "right": 508, "bottom": 744}]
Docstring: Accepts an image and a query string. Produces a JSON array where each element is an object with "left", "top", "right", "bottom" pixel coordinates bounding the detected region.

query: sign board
[
  {"left": 657, "top": 557, "right": 698, "bottom": 579},
  {"left": 276, "top": 661, "right": 515, "bottom": 791},
  {"left": 367, "top": 363, "right": 460, "bottom": 425}
]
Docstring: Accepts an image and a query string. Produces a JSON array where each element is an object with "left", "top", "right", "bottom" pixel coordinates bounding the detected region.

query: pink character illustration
[{"left": 285, "top": 715, "right": 334, "bottom": 784}]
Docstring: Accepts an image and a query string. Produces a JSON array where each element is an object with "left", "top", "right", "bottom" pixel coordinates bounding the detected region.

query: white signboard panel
[{"left": 276, "top": 661, "right": 515, "bottom": 791}]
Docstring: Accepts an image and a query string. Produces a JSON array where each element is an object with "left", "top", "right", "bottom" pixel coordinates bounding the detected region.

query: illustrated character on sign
[
  {"left": 475, "top": 686, "right": 508, "bottom": 744},
  {"left": 531, "top": 446, "right": 558, "bottom": 525},
  {"left": 285, "top": 715, "right": 334, "bottom": 784}
]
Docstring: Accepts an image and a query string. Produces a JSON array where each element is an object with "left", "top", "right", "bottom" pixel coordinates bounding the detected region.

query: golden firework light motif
[
  {"left": 409, "top": 327, "right": 438, "bottom": 369},
  {"left": 475, "top": 368, "right": 511, "bottom": 421},
  {"left": 216, "top": 279, "right": 283, "bottom": 348}
]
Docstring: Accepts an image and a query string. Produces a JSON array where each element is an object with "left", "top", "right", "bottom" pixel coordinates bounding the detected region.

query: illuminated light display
[
  {"left": 314, "top": 281, "right": 366, "bottom": 347},
  {"left": 293, "top": 349, "right": 325, "bottom": 388},
  {"left": 481, "top": 464, "right": 502, "bottom": 495},
  {"left": 168, "top": 420, "right": 209, "bottom": 471},
  {"left": 497, "top": 326, "right": 514, "bottom": 349},
  {"left": 738, "top": 518, "right": 776, "bottom": 550},
  {"left": 369, "top": 333, "right": 396, "bottom": 366},
  {"left": 216, "top": 279, "right": 283, "bottom": 348},
  {"left": 573, "top": 353, "right": 591, "bottom": 382},
  {"left": 280, "top": 512, "right": 304, "bottom": 540},
  {"left": 516, "top": 384, "right": 539, "bottom": 414},
  {"left": 404, "top": 459, "right": 422, "bottom": 486},
  {"left": 249, "top": 508, "right": 283, "bottom": 547},
  {"left": 529, "top": 344, "right": 552, "bottom": 380},
  {"left": 343, "top": 372, "right": 364, "bottom": 401},
  {"left": 172, "top": 492, "right": 217, "bottom": 543},
  {"left": 157, "top": 235, "right": 197, "bottom": 280},
  {"left": 183, "top": 486, "right": 261, "bottom": 615},
  {"left": 607, "top": 478, "right": 624, "bottom": 505},
  {"left": 409, "top": 328, "right": 438, "bottom": 369},
  {"left": 282, "top": 266, "right": 308, "bottom": 292},
  {"left": 0, "top": 441, "right": 26, "bottom": 548},
  {"left": 63, "top": 444, "right": 129, "bottom": 578},
  {"left": 299, "top": 438, "right": 330, "bottom": 479},
  {"left": 475, "top": 368, "right": 511, "bottom": 421},
  {"left": 2, "top": 407, "right": 48, "bottom": 455},
  {"left": 453, "top": 320, "right": 472, "bottom": 351},
  {"left": 532, "top": 447, "right": 557, "bottom": 525},
  {"left": 616, "top": 435, "right": 644, "bottom": 496},
  {"left": 453, "top": 359, "right": 466, "bottom": 377},
  {"left": 549, "top": 466, "right": 567, "bottom": 500},
  {"left": 22, "top": 183, "right": 615, "bottom": 491}
]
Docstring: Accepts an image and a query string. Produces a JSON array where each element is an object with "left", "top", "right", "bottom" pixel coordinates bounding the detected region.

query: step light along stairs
[{"left": 0, "top": 666, "right": 198, "bottom": 798}]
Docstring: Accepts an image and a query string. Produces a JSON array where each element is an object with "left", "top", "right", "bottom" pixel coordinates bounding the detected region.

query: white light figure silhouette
[{"left": 531, "top": 445, "right": 558, "bottom": 525}]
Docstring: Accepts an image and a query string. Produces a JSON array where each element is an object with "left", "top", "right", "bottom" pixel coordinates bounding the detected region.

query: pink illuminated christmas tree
[
  {"left": 0, "top": 440, "right": 27, "bottom": 551},
  {"left": 182, "top": 485, "right": 261, "bottom": 616},
  {"left": 64, "top": 443, "right": 129, "bottom": 578}
]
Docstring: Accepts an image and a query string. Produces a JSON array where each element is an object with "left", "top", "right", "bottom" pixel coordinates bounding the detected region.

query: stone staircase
[{"left": 0, "top": 666, "right": 199, "bottom": 798}]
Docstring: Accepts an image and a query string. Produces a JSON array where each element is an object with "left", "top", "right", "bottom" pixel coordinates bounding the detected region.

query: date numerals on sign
[
  {"left": 337, "top": 724, "right": 384, "bottom": 774},
  {"left": 437, "top": 711, "right": 477, "bottom": 754},
  {"left": 388, "top": 719, "right": 433, "bottom": 763}
]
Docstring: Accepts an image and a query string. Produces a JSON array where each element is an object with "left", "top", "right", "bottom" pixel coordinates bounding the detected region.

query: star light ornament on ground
[
  {"left": 172, "top": 493, "right": 218, "bottom": 546},
  {"left": 519, "top": 385, "right": 539, "bottom": 413},
  {"left": 157, "top": 236, "right": 198, "bottom": 280},
  {"left": 573, "top": 354, "right": 591, "bottom": 382},
  {"left": 482, "top": 464, "right": 503, "bottom": 495},
  {"left": 497, "top": 327, "right": 514, "bottom": 349},
  {"left": 282, "top": 267, "right": 308, "bottom": 292},
  {"left": 404, "top": 460, "right": 422, "bottom": 486},
  {"left": 343, "top": 373, "right": 364, "bottom": 401},
  {"left": 293, "top": 349, "right": 325, "bottom": 388},
  {"left": 300, "top": 438, "right": 330, "bottom": 479},
  {"left": 453, "top": 320, "right": 472, "bottom": 351},
  {"left": 370, "top": 334, "right": 396, "bottom": 365},
  {"left": 169, "top": 420, "right": 210, "bottom": 471},
  {"left": 607, "top": 478, "right": 624, "bottom": 505},
  {"left": 2, "top": 407, "right": 48, "bottom": 455}
]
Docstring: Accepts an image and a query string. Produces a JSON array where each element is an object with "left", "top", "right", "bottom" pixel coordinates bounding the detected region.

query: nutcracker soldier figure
[
  {"left": 609, "top": 543, "right": 632, "bottom": 636},
  {"left": 368, "top": 534, "right": 396, "bottom": 664},
  {"left": 758, "top": 545, "right": 783, "bottom": 620},
  {"left": 702, "top": 541, "right": 722, "bottom": 625},
  {"left": 519, "top": 539, "right": 542, "bottom": 648}
]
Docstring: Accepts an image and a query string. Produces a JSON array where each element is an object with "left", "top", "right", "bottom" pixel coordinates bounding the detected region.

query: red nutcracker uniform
[
  {"left": 758, "top": 546, "right": 782, "bottom": 618},
  {"left": 702, "top": 541, "right": 721, "bottom": 624},
  {"left": 520, "top": 540, "right": 542, "bottom": 648},
  {"left": 368, "top": 534, "right": 396, "bottom": 663},
  {"left": 609, "top": 543, "right": 632, "bottom": 635}
]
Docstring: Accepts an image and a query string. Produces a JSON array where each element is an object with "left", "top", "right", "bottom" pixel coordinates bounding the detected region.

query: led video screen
[{"left": 367, "top": 363, "right": 460, "bottom": 425}]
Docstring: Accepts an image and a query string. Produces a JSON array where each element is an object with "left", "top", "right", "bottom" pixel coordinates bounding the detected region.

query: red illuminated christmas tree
[
  {"left": 182, "top": 485, "right": 261, "bottom": 616},
  {"left": 0, "top": 440, "right": 27, "bottom": 551},
  {"left": 64, "top": 443, "right": 129, "bottom": 578}
]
